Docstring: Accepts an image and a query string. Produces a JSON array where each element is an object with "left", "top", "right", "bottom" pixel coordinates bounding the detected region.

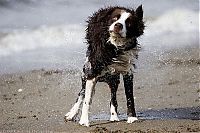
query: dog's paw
[
  {"left": 64, "top": 111, "right": 77, "bottom": 121},
  {"left": 79, "top": 118, "right": 90, "bottom": 127},
  {"left": 127, "top": 117, "right": 138, "bottom": 123},
  {"left": 65, "top": 103, "right": 80, "bottom": 121},
  {"left": 110, "top": 104, "right": 119, "bottom": 122},
  {"left": 110, "top": 114, "right": 119, "bottom": 122},
  {"left": 79, "top": 112, "right": 90, "bottom": 127}
]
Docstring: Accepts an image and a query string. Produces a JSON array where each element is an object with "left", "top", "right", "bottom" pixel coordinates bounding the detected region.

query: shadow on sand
[{"left": 90, "top": 106, "right": 200, "bottom": 123}]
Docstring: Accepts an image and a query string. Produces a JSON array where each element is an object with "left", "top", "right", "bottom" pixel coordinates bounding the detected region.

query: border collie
[{"left": 65, "top": 5, "right": 144, "bottom": 127}]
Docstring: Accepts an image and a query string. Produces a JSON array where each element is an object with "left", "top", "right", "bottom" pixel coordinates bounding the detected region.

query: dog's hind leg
[
  {"left": 79, "top": 78, "right": 96, "bottom": 127},
  {"left": 123, "top": 73, "right": 138, "bottom": 123},
  {"left": 106, "top": 74, "right": 120, "bottom": 122},
  {"left": 65, "top": 76, "right": 86, "bottom": 121}
]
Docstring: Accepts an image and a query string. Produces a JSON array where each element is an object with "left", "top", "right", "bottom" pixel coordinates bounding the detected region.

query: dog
[{"left": 65, "top": 5, "right": 144, "bottom": 127}]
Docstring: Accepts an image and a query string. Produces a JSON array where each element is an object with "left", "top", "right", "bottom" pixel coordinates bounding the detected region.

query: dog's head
[{"left": 108, "top": 5, "right": 144, "bottom": 45}]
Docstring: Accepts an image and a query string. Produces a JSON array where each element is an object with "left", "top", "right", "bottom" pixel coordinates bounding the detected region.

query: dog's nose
[{"left": 114, "top": 23, "right": 123, "bottom": 33}]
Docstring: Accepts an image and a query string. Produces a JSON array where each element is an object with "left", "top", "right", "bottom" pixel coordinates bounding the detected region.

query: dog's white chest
[{"left": 108, "top": 48, "right": 139, "bottom": 74}]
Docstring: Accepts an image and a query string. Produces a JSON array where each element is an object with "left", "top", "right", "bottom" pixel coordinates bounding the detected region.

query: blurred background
[{"left": 0, "top": 0, "right": 199, "bottom": 74}]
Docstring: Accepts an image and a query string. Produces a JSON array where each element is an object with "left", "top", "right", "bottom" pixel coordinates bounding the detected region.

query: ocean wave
[
  {"left": 141, "top": 8, "right": 199, "bottom": 49},
  {"left": 0, "top": 24, "right": 85, "bottom": 56},
  {"left": 0, "top": 9, "right": 198, "bottom": 57}
]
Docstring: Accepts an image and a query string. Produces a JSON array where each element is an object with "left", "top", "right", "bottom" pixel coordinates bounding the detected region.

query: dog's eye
[
  {"left": 112, "top": 14, "right": 120, "bottom": 21},
  {"left": 126, "top": 18, "right": 132, "bottom": 27},
  {"left": 112, "top": 17, "right": 118, "bottom": 21}
]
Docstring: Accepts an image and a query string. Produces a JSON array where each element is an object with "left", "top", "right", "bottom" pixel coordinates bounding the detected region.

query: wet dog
[{"left": 65, "top": 5, "right": 144, "bottom": 127}]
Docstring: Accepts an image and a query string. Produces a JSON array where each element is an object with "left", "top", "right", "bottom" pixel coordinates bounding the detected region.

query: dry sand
[{"left": 0, "top": 47, "right": 200, "bottom": 133}]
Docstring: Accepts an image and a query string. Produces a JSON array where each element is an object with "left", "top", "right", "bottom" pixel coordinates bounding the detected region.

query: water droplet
[{"left": 18, "top": 89, "right": 23, "bottom": 92}]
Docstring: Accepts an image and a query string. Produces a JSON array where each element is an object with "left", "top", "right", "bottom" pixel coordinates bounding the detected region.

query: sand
[{"left": 0, "top": 47, "right": 199, "bottom": 133}]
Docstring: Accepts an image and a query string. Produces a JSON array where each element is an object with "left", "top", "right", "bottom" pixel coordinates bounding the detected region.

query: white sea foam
[
  {"left": 0, "top": 24, "right": 85, "bottom": 56},
  {"left": 0, "top": 9, "right": 198, "bottom": 57},
  {"left": 141, "top": 9, "right": 199, "bottom": 49}
]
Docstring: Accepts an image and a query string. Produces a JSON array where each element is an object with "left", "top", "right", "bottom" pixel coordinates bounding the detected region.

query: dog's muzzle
[{"left": 113, "top": 23, "right": 123, "bottom": 33}]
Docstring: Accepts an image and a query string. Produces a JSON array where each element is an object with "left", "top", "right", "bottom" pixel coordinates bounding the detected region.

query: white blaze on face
[{"left": 109, "top": 11, "right": 131, "bottom": 37}]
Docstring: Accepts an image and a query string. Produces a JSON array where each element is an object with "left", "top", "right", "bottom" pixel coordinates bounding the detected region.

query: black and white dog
[{"left": 65, "top": 5, "right": 144, "bottom": 127}]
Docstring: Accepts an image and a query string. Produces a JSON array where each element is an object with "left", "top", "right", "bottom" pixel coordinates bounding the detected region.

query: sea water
[{"left": 0, "top": 0, "right": 198, "bottom": 74}]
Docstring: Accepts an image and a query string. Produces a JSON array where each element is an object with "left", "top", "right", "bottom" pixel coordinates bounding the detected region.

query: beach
[{"left": 1, "top": 47, "right": 199, "bottom": 133}]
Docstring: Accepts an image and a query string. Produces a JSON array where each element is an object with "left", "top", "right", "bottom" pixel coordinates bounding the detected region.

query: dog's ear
[{"left": 136, "top": 5, "right": 143, "bottom": 20}]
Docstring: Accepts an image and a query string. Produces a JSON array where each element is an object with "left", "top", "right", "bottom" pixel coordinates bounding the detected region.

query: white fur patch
[
  {"left": 65, "top": 96, "right": 83, "bottom": 121},
  {"left": 108, "top": 48, "right": 139, "bottom": 74},
  {"left": 79, "top": 79, "right": 96, "bottom": 127},
  {"left": 109, "top": 11, "right": 131, "bottom": 38},
  {"left": 110, "top": 104, "right": 119, "bottom": 121},
  {"left": 127, "top": 117, "right": 138, "bottom": 123},
  {"left": 108, "top": 36, "right": 126, "bottom": 47}
]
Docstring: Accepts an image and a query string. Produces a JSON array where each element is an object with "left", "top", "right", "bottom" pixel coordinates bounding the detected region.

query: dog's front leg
[
  {"left": 65, "top": 76, "right": 86, "bottom": 121},
  {"left": 79, "top": 78, "right": 96, "bottom": 127},
  {"left": 123, "top": 73, "right": 138, "bottom": 123},
  {"left": 106, "top": 74, "right": 120, "bottom": 121}
]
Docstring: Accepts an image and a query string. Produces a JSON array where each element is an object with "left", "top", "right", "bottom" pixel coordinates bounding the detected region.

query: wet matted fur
[{"left": 65, "top": 5, "right": 144, "bottom": 127}]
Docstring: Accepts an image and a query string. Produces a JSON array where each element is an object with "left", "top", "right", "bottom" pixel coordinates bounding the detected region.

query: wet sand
[{"left": 0, "top": 47, "right": 200, "bottom": 132}]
